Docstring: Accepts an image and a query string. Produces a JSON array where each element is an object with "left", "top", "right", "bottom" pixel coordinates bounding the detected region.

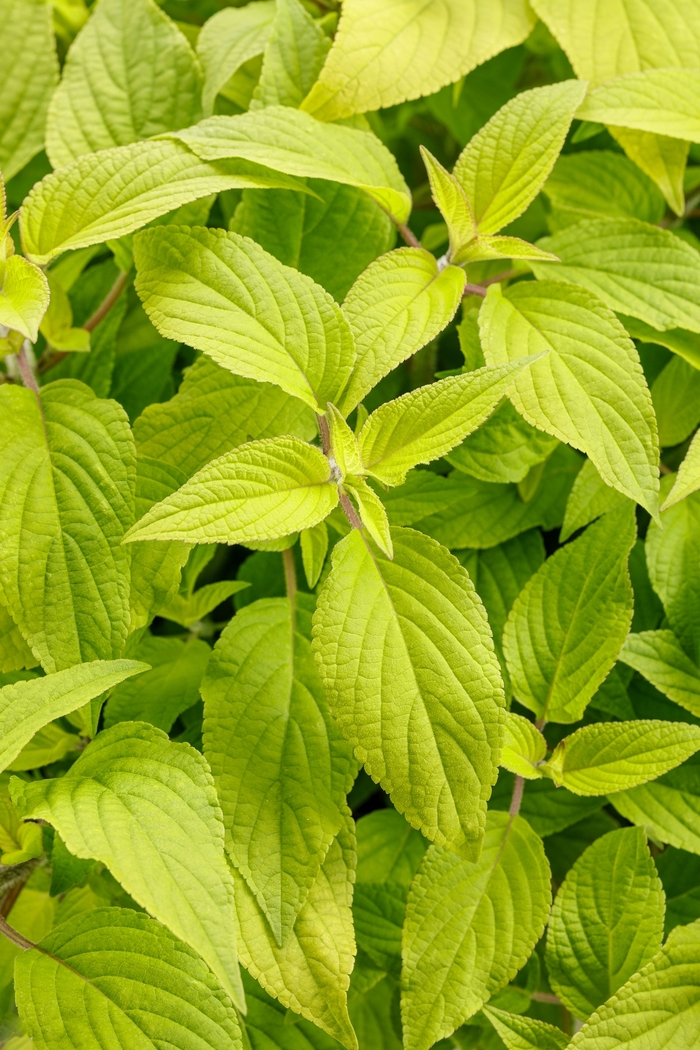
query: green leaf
[
  {"left": 401, "top": 810, "right": 551, "bottom": 1050},
  {"left": 577, "top": 69, "right": 700, "bottom": 143},
  {"left": 8, "top": 721, "right": 79, "bottom": 772},
  {"left": 492, "top": 775, "right": 604, "bottom": 838},
  {"left": 159, "top": 580, "right": 249, "bottom": 628},
  {"left": 610, "top": 766, "right": 700, "bottom": 856},
  {"left": 126, "top": 436, "right": 338, "bottom": 546},
  {"left": 544, "top": 719, "right": 700, "bottom": 796},
  {"left": 198, "top": 1, "right": 275, "bottom": 116},
  {"left": 40, "top": 272, "right": 89, "bottom": 353},
  {"left": 327, "top": 403, "right": 363, "bottom": 478},
  {"left": 542, "top": 150, "right": 666, "bottom": 230},
  {"left": 0, "top": 659, "right": 145, "bottom": 774},
  {"left": 202, "top": 597, "right": 354, "bottom": 944},
  {"left": 620, "top": 630, "right": 700, "bottom": 718},
  {"left": 560, "top": 458, "right": 630, "bottom": 542},
  {"left": 568, "top": 919, "right": 700, "bottom": 1050},
  {"left": 344, "top": 477, "right": 393, "bottom": 558},
  {"left": 176, "top": 106, "right": 412, "bottom": 224},
  {"left": 446, "top": 402, "right": 558, "bottom": 486},
  {"left": 0, "top": 380, "right": 135, "bottom": 673},
  {"left": 503, "top": 504, "right": 636, "bottom": 724},
  {"left": 357, "top": 361, "right": 531, "bottom": 486},
  {"left": 253, "top": 0, "right": 330, "bottom": 110},
  {"left": 480, "top": 281, "right": 660, "bottom": 515},
  {"left": 15, "top": 908, "right": 243, "bottom": 1050},
  {"left": 45, "top": 0, "right": 203, "bottom": 168},
  {"left": 11, "top": 720, "right": 245, "bottom": 1010},
  {"left": 20, "top": 138, "right": 308, "bottom": 265},
  {"left": 482, "top": 1007, "right": 568, "bottom": 1050},
  {"left": 664, "top": 432, "right": 700, "bottom": 508},
  {"left": 301, "top": 520, "right": 329, "bottom": 589},
  {"left": 533, "top": 219, "right": 700, "bottom": 335},
  {"left": 609, "top": 127, "right": 688, "bottom": 217},
  {"left": 0, "top": 253, "right": 49, "bottom": 340},
  {"left": 420, "top": 146, "right": 476, "bottom": 262},
  {"left": 300, "top": 0, "right": 535, "bottom": 121},
  {"left": 0, "top": 603, "right": 36, "bottom": 674},
  {"left": 133, "top": 225, "right": 355, "bottom": 412},
  {"left": 312, "top": 527, "right": 504, "bottom": 859},
  {"left": 452, "top": 81, "right": 586, "bottom": 235},
  {"left": 652, "top": 354, "right": 700, "bottom": 447},
  {"left": 0, "top": 0, "right": 58, "bottom": 181},
  {"left": 500, "top": 711, "right": 546, "bottom": 780},
  {"left": 338, "top": 247, "right": 465, "bottom": 415},
  {"left": 356, "top": 809, "right": 426, "bottom": 887},
  {"left": 646, "top": 489, "right": 700, "bottom": 663},
  {"left": 546, "top": 827, "right": 664, "bottom": 1020},
  {"left": 234, "top": 815, "right": 357, "bottom": 1050}
]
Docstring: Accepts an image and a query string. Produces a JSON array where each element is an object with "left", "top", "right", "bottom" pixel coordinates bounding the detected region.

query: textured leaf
[
  {"left": 11, "top": 721, "right": 244, "bottom": 1010},
  {"left": 420, "top": 147, "right": 475, "bottom": 262},
  {"left": 0, "top": 254, "right": 49, "bottom": 341},
  {"left": 609, "top": 127, "right": 688, "bottom": 217},
  {"left": 312, "top": 527, "right": 504, "bottom": 859},
  {"left": 500, "top": 712, "right": 546, "bottom": 780},
  {"left": 492, "top": 775, "right": 604, "bottom": 838},
  {"left": 46, "top": 0, "right": 202, "bottom": 168},
  {"left": 577, "top": 69, "right": 700, "bottom": 143},
  {"left": 300, "top": 0, "right": 535, "bottom": 121},
  {"left": 664, "top": 432, "right": 700, "bottom": 508},
  {"left": 15, "top": 908, "right": 243, "bottom": 1050},
  {"left": 198, "top": 1, "right": 275, "bottom": 116},
  {"left": 133, "top": 225, "right": 355, "bottom": 412},
  {"left": 20, "top": 138, "right": 307, "bottom": 265},
  {"left": 543, "top": 150, "right": 666, "bottom": 229},
  {"left": 620, "top": 630, "right": 700, "bottom": 717},
  {"left": 646, "top": 489, "right": 700, "bottom": 663},
  {"left": 327, "top": 403, "right": 363, "bottom": 479},
  {"left": 446, "top": 402, "right": 558, "bottom": 486},
  {"left": 569, "top": 919, "right": 700, "bottom": 1050},
  {"left": 0, "top": 381, "right": 135, "bottom": 673},
  {"left": 546, "top": 827, "right": 664, "bottom": 1020},
  {"left": 480, "top": 281, "right": 660, "bottom": 514},
  {"left": 126, "top": 437, "right": 338, "bottom": 546},
  {"left": 8, "top": 721, "right": 79, "bottom": 771},
  {"left": 545, "top": 720, "right": 700, "bottom": 796},
  {"left": 652, "top": 354, "right": 700, "bottom": 446},
  {"left": 253, "top": 0, "right": 329, "bottom": 110},
  {"left": 301, "top": 521, "right": 329, "bottom": 589},
  {"left": 338, "top": 247, "right": 465, "bottom": 414},
  {"left": 159, "top": 580, "right": 249, "bottom": 628},
  {"left": 0, "top": 660, "right": 145, "bottom": 774},
  {"left": 0, "top": 604, "right": 36, "bottom": 674},
  {"left": 234, "top": 816, "right": 357, "bottom": 1050},
  {"left": 503, "top": 505, "right": 636, "bottom": 724},
  {"left": 344, "top": 478, "right": 393, "bottom": 558},
  {"left": 177, "top": 106, "right": 412, "bottom": 223},
  {"left": 356, "top": 809, "right": 426, "bottom": 887},
  {"left": 560, "top": 459, "right": 629, "bottom": 542},
  {"left": 452, "top": 81, "right": 586, "bottom": 235},
  {"left": 0, "top": 0, "right": 58, "bottom": 181},
  {"left": 611, "top": 766, "right": 700, "bottom": 856},
  {"left": 202, "top": 598, "right": 354, "bottom": 944},
  {"left": 401, "top": 811, "right": 551, "bottom": 1050},
  {"left": 483, "top": 1007, "right": 568, "bottom": 1050}
]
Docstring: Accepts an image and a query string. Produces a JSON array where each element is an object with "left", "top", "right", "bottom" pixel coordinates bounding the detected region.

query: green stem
[
  {"left": 0, "top": 914, "right": 34, "bottom": 951},
  {"left": 282, "top": 546, "right": 297, "bottom": 626}
]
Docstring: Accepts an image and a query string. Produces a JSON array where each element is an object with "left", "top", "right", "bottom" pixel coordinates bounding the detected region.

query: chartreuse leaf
[
  {"left": 482, "top": 1007, "right": 568, "bottom": 1050},
  {"left": 0, "top": 381, "right": 135, "bottom": 673},
  {"left": 11, "top": 721, "right": 245, "bottom": 1011},
  {"left": 20, "top": 139, "right": 308, "bottom": 266},
  {"left": 546, "top": 827, "right": 665, "bottom": 1020},
  {"left": 420, "top": 147, "right": 476, "bottom": 262},
  {"left": 533, "top": 219, "right": 700, "bottom": 335},
  {"left": 327, "top": 403, "right": 363, "bottom": 478},
  {"left": 560, "top": 458, "right": 629, "bottom": 542},
  {"left": 542, "top": 151, "right": 666, "bottom": 229},
  {"left": 568, "top": 919, "right": 700, "bottom": 1050},
  {"left": 126, "top": 436, "right": 338, "bottom": 546},
  {"left": 300, "top": 0, "right": 535, "bottom": 120},
  {"left": 646, "top": 489, "right": 700, "bottom": 663},
  {"left": 8, "top": 721, "right": 79, "bottom": 772},
  {"left": 480, "top": 281, "right": 660, "bottom": 515},
  {"left": 233, "top": 814, "right": 357, "bottom": 1049},
  {"left": 577, "top": 69, "right": 700, "bottom": 143},
  {"left": 176, "top": 106, "right": 412, "bottom": 224},
  {"left": 134, "top": 226, "right": 355, "bottom": 412},
  {"left": 620, "top": 630, "right": 700, "bottom": 717},
  {"left": 447, "top": 402, "right": 558, "bottom": 486},
  {"left": 664, "top": 433, "right": 700, "bottom": 509},
  {"left": 452, "top": 81, "right": 586, "bottom": 235},
  {"left": 500, "top": 712, "right": 546, "bottom": 780},
  {"left": 312, "top": 527, "right": 504, "bottom": 859},
  {"left": 357, "top": 361, "right": 531, "bottom": 486},
  {"left": 401, "top": 811, "right": 551, "bottom": 1050},
  {"left": 253, "top": 0, "right": 330, "bottom": 110},
  {"left": 198, "top": 1, "right": 275, "bottom": 115},
  {"left": 337, "top": 248, "right": 465, "bottom": 415},
  {"left": 159, "top": 580, "right": 249, "bottom": 628},
  {"left": 40, "top": 272, "right": 89, "bottom": 352},
  {"left": 46, "top": 0, "right": 203, "bottom": 168},
  {"left": 0, "top": 0, "right": 58, "bottom": 181},
  {"left": 0, "top": 660, "right": 146, "bottom": 774},
  {"left": 503, "top": 504, "right": 636, "bottom": 724},
  {"left": 356, "top": 809, "right": 426, "bottom": 887},
  {"left": 609, "top": 128, "right": 688, "bottom": 218},
  {"left": 0, "top": 252, "right": 49, "bottom": 341},
  {"left": 300, "top": 522, "right": 329, "bottom": 590},
  {"left": 610, "top": 766, "right": 700, "bottom": 856},
  {"left": 202, "top": 597, "right": 355, "bottom": 945},
  {"left": 544, "top": 720, "right": 700, "bottom": 796},
  {"left": 343, "top": 477, "right": 393, "bottom": 558},
  {"left": 15, "top": 908, "right": 243, "bottom": 1050}
]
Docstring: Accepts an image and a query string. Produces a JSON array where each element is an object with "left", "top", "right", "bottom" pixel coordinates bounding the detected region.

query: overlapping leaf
[
  {"left": 620, "top": 630, "right": 700, "bottom": 717},
  {"left": 198, "top": 1, "right": 276, "bottom": 115}
]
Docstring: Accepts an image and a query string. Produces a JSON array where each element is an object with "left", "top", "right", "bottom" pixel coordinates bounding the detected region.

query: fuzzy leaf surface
[{"left": 610, "top": 767, "right": 700, "bottom": 857}]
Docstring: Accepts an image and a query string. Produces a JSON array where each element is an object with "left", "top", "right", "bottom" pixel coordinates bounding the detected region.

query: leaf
[
  {"left": 300, "top": 0, "right": 535, "bottom": 121},
  {"left": 312, "top": 527, "right": 504, "bottom": 859},
  {"left": 327, "top": 403, "right": 363, "bottom": 478},
  {"left": 651, "top": 345, "right": 700, "bottom": 444},
  {"left": 452, "top": 81, "right": 587, "bottom": 235},
  {"left": 480, "top": 281, "right": 660, "bottom": 515},
  {"left": 133, "top": 225, "right": 355, "bottom": 412},
  {"left": 301, "top": 521, "right": 329, "bottom": 589},
  {"left": 609, "top": 127, "right": 688, "bottom": 218},
  {"left": 0, "top": 254, "right": 49, "bottom": 341},
  {"left": 344, "top": 478, "right": 393, "bottom": 558},
  {"left": 533, "top": 219, "right": 700, "bottom": 335},
  {"left": 610, "top": 765, "right": 700, "bottom": 856},
  {"left": 20, "top": 138, "right": 308, "bottom": 265},
  {"left": 619, "top": 630, "right": 700, "bottom": 718},
  {"left": 198, "top": 1, "right": 276, "bottom": 116},
  {"left": 0, "top": 660, "right": 145, "bottom": 774},
  {"left": 542, "top": 150, "right": 666, "bottom": 229},
  {"left": 546, "top": 827, "right": 664, "bottom": 1020},
  {"left": 15, "top": 908, "right": 243, "bottom": 1050},
  {"left": 664, "top": 433, "right": 700, "bottom": 509},
  {"left": 645, "top": 489, "right": 700, "bottom": 664},
  {"left": 356, "top": 809, "right": 426, "bottom": 887},
  {"left": 234, "top": 815, "right": 357, "bottom": 1050},
  {"left": 8, "top": 721, "right": 80, "bottom": 771},
  {"left": 503, "top": 504, "right": 636, "bottom": 724},
  {"left": 0, "top": 0, "right": 58, "bottom": 181},
  {"left": 560, "top": 458, "right": 630, "bottom": 542},
  {"left": 568, "top": 919, "right": 700, "bottom": 1050},
  {"left": 11, "top": 720, "right": 245, "bottom": 1010},
  {"left": 126, "top": 436, "right": 338, "bottom": 546},
  {"left": 401, "top": 810, "right": 551, "bottom": 1050},
  {"left": 159, "top": 580, "right": 249, "bottom": 628},
  {"left": 202, "top": 597, "right": 354, "bottom": 944},
  {"left": 482, "top": 1007, "right": 568, "bottom": 1050},
  {"left": 492, "top": 775, "right": 604, "bottom": 838},
  {"left": 0, "top": 380, "right": 135, "bottom": 673},
  {"left": 420, "top": 146, "right": 476, "bottom": 261},
  {"left": 446, "top": 402, "right": 558, "bottom": 486},
  {"left": 0, "top": 604, "right": 36, "bottom": 674},
  {"left": 176, "top": 106, "right": 412, "bottom": 224},
  {"left": 357, "top": 361, "right": 531, "bottom": 486},
  {"left": 253, "top": 0, "right": 330, "bottom": 110},
  {"left": 46, "top": 0, "right": 203, "bottom": 168},
  {"left": 338, "top": 247, "right": 466, "bottom": 415},
  {"left": 500, "top": 711, "right": 546, "bottom": 780},
  {"left": 577, "top": 69, "right": 700, "bottom": 143}
]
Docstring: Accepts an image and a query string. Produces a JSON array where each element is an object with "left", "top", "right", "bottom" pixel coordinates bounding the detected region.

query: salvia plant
[{"left": 2, "top": 0, "right": 700, "bottom": 1048}]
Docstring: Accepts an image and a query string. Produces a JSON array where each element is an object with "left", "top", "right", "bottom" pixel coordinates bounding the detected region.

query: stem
[
  {"left": 317, "top": 413, "right": 331, "bottom": 455},
  {"left": 395, "top": 222, "right": 421, "bottom": 249},
  {"left": 0, "top": 914, "right": 35, "bottom": 951},
  {"left": 83, "top": 270, "right": 128, "bottom": 332},
  {"left": 282, "top": 547, "right": 297, "bottom": 621},
  {"left": 463, "top": 282, "right": 487, "bottom": 298},
  {"left": 339, "top": 491, "right": 363, "bottom": 531},
  {"left": 482, "top": 268, "right": 518, "bottom": 287},
  {"left": 17, "top": 341, "right": 40, "bottom": 394},
  {"left": 509, "top": 774, "right": 525, "bottom": 817},
  {"left": 531, "top": 992, "right": 563, "bottom": 1005}
]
